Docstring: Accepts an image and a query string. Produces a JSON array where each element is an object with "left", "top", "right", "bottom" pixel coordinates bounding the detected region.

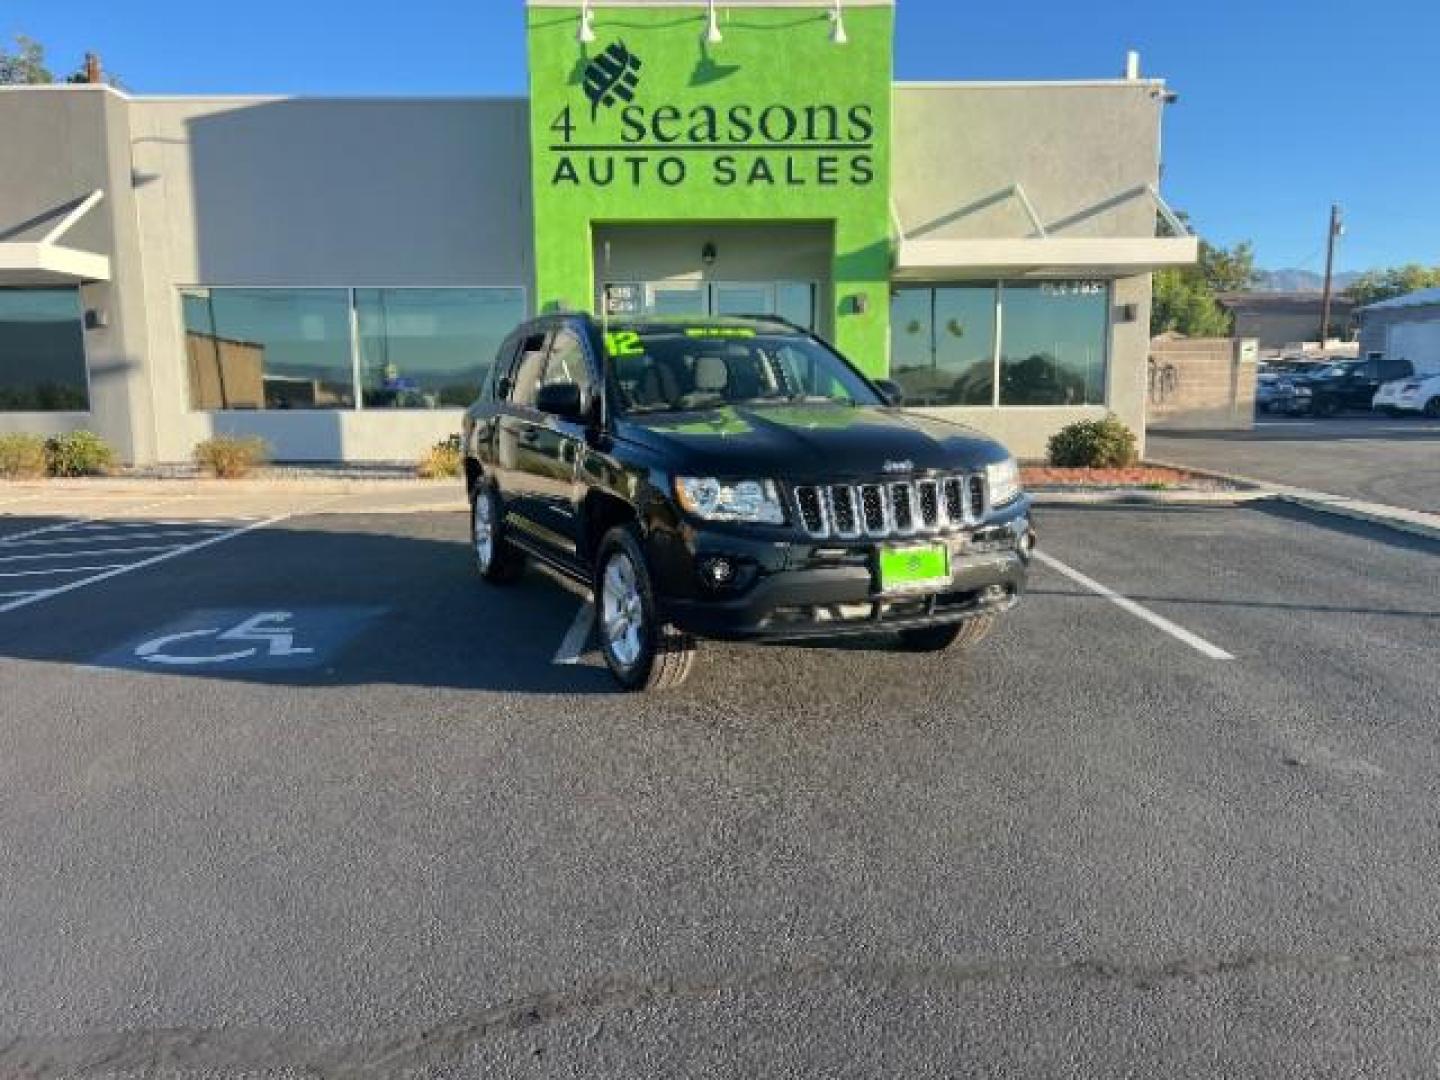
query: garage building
[
  {"left": 1356, "top": 287, "right": 1440, "bottom": 379},
  {"left": 0, "top": 0, "right": 1196, "bottom": 465}
]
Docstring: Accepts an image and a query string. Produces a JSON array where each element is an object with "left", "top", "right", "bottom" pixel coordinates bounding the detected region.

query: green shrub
[
  {"left": 1047, "top": 415, "right": 1139, "bottom": 468},
  {"left": 193, "top": 435, "right": 269, "bottom": 479},
  {"left": 44, "top": 430, "right": 115, "bottom": 477},
  {"left": 417, "top": 434, "right": 463, "bottom": 479},
  {"left": 0, "top": 433, "right": 49, "bottom": 479}
]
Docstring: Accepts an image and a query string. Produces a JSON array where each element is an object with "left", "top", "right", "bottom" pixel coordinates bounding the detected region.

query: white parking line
[
  {"left": 1033, "top": 550, "right": 1235, "bottom": 661},
  {"left": 0, "top": 512, "right": 298, "bottom": 615},
  {"left": 0, "top": 545, "right": 181, "bottom": 563},
  {"left": 553, "top": 602, "right": 596, "bottom": 665},
  {"left": 0, "top": 564, "right": 126, "bottom": 579},
  {"left": 0, "top": 530, "right": 221, "bottom": 546},
  {"left": 0, "top": 496, "right": 188, "bottom": 543}
]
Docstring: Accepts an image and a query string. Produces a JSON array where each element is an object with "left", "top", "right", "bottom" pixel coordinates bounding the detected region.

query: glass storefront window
[
  {"left": 889, "top": 285, "right": 996, "bottom": 406},
  {"left": 890, "top": 281, "right": 1109, "bottom": 408},
  {"left": 934, "top": 287, "right": 996, "bottom": 406},
  {"left": 889, "top": 288, "right": 933, "bottom": 400},
  {"left": 774, "top": 282, "right": 816, "bottom": 330},
  {"left": 0, "top": 288, "right": 89, "bottom": 412},
  {"left": 998, "top": 281, "right": 1109, "bottom": 406},
  {"left": 182, "top": 288, "right": 353, "bottom": 410},
  {"left": 356, "top": 288, "right": 525, "bottom": 408}
]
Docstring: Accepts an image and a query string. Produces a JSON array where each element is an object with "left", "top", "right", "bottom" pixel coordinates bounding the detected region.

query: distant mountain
[{"left": 1253, "top": 268, "right": 1364, "bottom": 293}]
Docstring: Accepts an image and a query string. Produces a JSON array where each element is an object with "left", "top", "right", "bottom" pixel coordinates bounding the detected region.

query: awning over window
[
  {"left": 0, "top": 242, "right": 111, "bottom": 286},
  {"left": 0, "top": 190, "right": 111, "bottom": 286},
  {"left": 891, "top": 181, "right": 1198, "bottom": 281},
  {"left": 894, "top": 236, "right": 1198, "bottom": 281}
]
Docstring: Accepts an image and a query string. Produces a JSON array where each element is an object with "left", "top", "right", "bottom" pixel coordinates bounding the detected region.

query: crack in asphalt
[{"left": 6, "top": 947, "right": 1440, "bottom": 1077}]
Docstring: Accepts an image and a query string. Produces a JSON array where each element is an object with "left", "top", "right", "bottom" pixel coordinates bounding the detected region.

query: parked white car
[{"left": 1374, "top": 373, "right": 1440, "bottom": 417}]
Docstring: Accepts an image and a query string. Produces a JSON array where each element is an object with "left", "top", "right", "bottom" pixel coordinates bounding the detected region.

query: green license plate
[{"left": 878, "top": 543, "right": 951, "bottom": 593}]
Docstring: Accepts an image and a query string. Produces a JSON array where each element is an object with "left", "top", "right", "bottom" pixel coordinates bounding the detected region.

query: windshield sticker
[
  {"left": 605, "top": 330, "right": 645, "bottom": 357},
  {"left": 684, "top": 327, "right": 756, "bottom": 339}
]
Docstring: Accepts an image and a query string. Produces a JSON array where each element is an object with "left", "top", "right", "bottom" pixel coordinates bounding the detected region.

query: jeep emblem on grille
[{"left": 881, "top": 459, "right": 913, "bottom": 474}]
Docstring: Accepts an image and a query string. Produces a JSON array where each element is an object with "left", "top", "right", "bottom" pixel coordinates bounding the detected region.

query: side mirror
[
  {"left": 535, "top": 381, "right": 585, "bottom": 421},
  {"left": 874, "top": 379, "right": 905, "bottom": 406}
]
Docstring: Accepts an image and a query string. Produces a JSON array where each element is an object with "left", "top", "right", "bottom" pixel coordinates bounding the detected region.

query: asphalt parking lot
[
  {"left": 1151, "top": 414, "right": 1440, "bottom": 513},
  {"left": 1, "top": 497, "right": 1438, "bottom": 1076}
]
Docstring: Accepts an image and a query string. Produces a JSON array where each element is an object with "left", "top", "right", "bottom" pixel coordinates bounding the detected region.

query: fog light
[{"left": 700, "top": 556, "right": 736, "bottom": 587}]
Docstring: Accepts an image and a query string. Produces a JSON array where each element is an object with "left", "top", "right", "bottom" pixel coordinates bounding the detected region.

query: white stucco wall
[{"left": 127, "top": 95, "right": 534, "bottom": 462}]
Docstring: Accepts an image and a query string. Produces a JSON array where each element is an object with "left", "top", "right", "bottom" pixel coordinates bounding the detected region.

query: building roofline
[
  {"left": 0, "top": 85, "right": 526, "bottom": 104},
  {"left": 527, "top": 0, "right": 893, "bottom": 6},
  {"left": 896, "top": 78, "right": 1167, "bottom": 90},
  {"left": 129, "top": 94, "right": 528, "bottom": 104}
]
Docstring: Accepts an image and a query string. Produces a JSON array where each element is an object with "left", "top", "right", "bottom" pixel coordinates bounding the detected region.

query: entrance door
[{"left": 603, "top": 281, "right": 818, "bottom": 330}]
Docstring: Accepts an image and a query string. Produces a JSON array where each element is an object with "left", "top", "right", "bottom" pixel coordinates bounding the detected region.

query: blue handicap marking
[{"left": 97, "top": 607, "right": 386, "bottom": 672}]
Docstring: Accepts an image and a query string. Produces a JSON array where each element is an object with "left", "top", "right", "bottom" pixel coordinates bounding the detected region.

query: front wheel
[
  {"left": 595, "top": 526, "right": 695, "bottom": 691},
  {"left": 1424, "top": 397, "right": 1440, "bottom": 419},
  {"left": 897, "top": 615, "right": 997, "bottom": 653}
]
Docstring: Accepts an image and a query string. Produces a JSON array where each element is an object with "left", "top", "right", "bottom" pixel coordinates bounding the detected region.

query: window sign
[{"left": 603, "top": 283, "right": 644, "bottom": 316}]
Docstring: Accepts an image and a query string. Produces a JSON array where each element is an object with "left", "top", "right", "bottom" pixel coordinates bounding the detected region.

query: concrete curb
[
  {"left": 1030, "top": 489, "right": 1270, "bottom": 507},
  {"left": 1145, "top": 457, "right": 1440, "bottom": 542},
  {"left": 0, "top": 477, "right": 461, "bottom": 495}
]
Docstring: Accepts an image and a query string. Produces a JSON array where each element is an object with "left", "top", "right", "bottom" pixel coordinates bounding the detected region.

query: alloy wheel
[{"left": 601, "top": 552, "right": 645, "bottom": 669}]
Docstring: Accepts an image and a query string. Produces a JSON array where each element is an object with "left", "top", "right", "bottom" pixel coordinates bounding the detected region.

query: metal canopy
[
  {"left": 893, "top": 236, "right": 1199, "bottom": 281},
  {"left": 0, "top": 189, "right": 111, "bottom": 286},
  {"left": 891, "top": 181, "right": 1199, "bottom": 280}
]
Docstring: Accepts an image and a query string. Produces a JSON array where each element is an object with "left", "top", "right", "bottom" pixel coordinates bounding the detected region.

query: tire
[
  {"left": 594, "top": 525, "right": 696, "bottom": 691},
  {"left": 1425, "top": 397, "right": 1440, "bottom": 419},
  {"left": 470, "top": 482, "right": 525, "bottom": 584},
  {"left": 1313, "top": 396, "right": 1338, "bottom": 418},
  {"left": 897, "top": 614, "right": 997, "bottom": 653}
]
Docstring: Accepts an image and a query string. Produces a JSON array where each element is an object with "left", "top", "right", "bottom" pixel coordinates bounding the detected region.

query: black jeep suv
[{"left": 462, "top": 314, "right": 1034, "bottom": 691}]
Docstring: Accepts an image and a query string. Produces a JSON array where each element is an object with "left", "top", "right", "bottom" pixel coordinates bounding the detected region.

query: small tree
[
  {"left": 0, "top": 34, "right": 122, "bottom": 87},
  {"left": 1150, "top": 216, "right": 1257, "bottom": 338},
  {"left": 0, "top": 34, "right": 52, "bottom": 85},
  {"left": 1347, "top": 265, "right": 1440, "bottom": 308}
]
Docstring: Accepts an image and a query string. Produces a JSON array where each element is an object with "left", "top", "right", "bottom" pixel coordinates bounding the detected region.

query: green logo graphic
[{"left": 581, "top": 41, "right": 643, "bottom": 120}]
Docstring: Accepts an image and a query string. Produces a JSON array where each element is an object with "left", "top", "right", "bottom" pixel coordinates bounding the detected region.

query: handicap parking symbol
[
  {"left": 134, "top": 611, "right": 315, "bottom": 667},
  {"left": 96, "top": 607, "right": 385, "bottom": 673}
]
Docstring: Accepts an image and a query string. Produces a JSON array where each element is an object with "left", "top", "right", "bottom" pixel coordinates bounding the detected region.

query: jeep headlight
[
  {"left": 985, "top": 457, "right": 1022, "bottom": 507},
  {"left": 674, "top": 477, "right": 785, "bottom": 524}
]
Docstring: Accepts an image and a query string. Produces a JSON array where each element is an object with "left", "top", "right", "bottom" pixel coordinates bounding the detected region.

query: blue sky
[{"left": 6, "top": 0, "right": 1436, "bottom": 273}]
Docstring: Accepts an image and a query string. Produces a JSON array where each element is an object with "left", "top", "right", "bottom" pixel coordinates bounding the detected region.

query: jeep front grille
[{"left": 792, "top": 475, "right": 988, "bottom": 539}]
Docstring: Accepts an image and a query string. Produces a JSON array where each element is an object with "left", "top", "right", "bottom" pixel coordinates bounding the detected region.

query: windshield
[{"left": 603, "top": 327, "right": 884, "bottom": 415}]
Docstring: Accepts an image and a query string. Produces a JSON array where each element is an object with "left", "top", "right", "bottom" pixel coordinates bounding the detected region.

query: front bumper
[{"left": 651, "top": 500, "right": 1034, "bottom": 641}]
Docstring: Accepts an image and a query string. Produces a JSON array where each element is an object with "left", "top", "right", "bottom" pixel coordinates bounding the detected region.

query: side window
[
  {"left": 541, "top": 328, "right": 592, "bottom": 396},
  {"left": 508, "top": 330, "right": 552, "bottom": 407},
  {"left": 487, "top": 334, "right": 520, "bottom": 400}
]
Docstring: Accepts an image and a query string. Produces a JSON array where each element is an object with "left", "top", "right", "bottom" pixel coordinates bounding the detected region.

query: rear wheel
[
  {"left": 470, "top": 482, "right": 524, "bottom": 584},
  {"left": 897, "top": 614, "right": 997, "bottom": 653},
  {"left": 1425, "top": 397, "right": 1440, "bottom": 419},
  {"left": 595, "top": 526, "right": 695, "bottom": 691},
  {"left": 1313, "top": 396, "right": 1339, "bottom": 417}
]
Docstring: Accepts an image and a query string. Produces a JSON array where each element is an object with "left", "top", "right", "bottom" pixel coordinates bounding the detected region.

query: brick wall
[{"left": 1146, "top": 337, "right": 1257, "bottom": 431}]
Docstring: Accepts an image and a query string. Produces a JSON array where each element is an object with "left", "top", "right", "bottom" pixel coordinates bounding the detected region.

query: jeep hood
[{"left": 614, "top": 403, "right": 1011, "bottom": 479}]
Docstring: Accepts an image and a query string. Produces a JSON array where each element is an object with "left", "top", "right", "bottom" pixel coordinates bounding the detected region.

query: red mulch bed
[{"left": 1021, "top": 465, "right": 1211, "bottom": 489}]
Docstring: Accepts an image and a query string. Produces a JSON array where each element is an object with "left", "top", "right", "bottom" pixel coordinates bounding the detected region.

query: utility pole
[{"left": 1319, "top": 203, "right": 1343, "bottom": 348}]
